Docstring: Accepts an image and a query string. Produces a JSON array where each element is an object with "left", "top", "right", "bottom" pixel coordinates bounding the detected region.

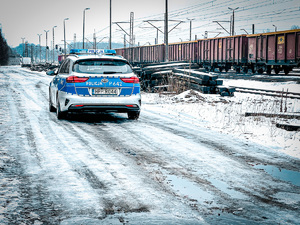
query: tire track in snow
[
  {"left": 64, "top": 116, "right": 241, "bottom": 216},
  {"left": 0, "top": 68, "right": 63, "bottom": 224},
  {"left": 1, "top": 68, "right": 108, "bottom": 222},
  {"left": 70, "top": 111, "right": 300, "bottom": 221},
  {"left": 2, "top": 68, "right": 156, "bottom": 222},
  {"left": 53, "top": 117, "right": 200, "bottom": 220}
]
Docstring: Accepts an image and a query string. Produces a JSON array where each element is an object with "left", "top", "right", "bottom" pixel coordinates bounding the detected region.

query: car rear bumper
[
  {"left": 58, "top": 91, "right": 141, "bottom": 113},
  {"left": 68, "top": 104, "right": 140, "bottom": 113}
]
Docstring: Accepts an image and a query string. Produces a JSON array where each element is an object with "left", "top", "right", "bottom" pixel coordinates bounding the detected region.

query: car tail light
[
  {"left": 121, "top": 77, "right": 139, "bottom": 83},
  {"left": 66, "top": 76, "right": 89, "bottom": 83}
]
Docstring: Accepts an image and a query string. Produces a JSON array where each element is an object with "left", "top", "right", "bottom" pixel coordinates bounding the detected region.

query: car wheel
[
  {"left": 128, "top": 111, "right": 140, "bottom": 120},
  {"left": 49, "top": 92, "right": 56, "bottom": 112},
  {"left": 56, "top": 99, "right": 67, "bottom": 119}
]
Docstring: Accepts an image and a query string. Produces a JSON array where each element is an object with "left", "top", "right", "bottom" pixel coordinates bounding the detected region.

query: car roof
[{"left": 67, "top": 54, "right": 126, "bottom": 62}]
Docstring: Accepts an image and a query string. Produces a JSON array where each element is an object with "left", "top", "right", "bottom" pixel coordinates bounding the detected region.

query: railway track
[
  {"left": 217, "top": 70, "right": 300, "bottom": 82},
  {"left": 232, "top": 86, "right": 300, "bottom": 99}
]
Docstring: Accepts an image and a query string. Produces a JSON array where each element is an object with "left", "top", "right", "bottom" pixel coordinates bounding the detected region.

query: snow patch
[{"left": 142, "top": 79, "right": 300, "bottom": 159}]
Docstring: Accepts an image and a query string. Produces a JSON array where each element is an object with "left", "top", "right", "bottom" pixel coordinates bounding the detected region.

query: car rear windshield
[{"left": 73, "top": 59, "right": 132, "bottom": 74}]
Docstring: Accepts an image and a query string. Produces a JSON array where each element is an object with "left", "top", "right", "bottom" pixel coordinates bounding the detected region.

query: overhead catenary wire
[{"left": 61, "top": 0, "right": 299, "bottom": 48}]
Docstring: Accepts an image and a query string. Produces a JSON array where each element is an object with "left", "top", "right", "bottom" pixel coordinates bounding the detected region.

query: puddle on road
[
  {"left": 166, "top": 174, "right": 214, "bottom": 203},
  {"left": 206, "top": 178, "right": 248, "bottom": 200},
  {"left": 166, "top": 174, "right": 248, "bottom": 203},
  {"left": 254, "top": 165, "right": 300, "bottom": 186}
]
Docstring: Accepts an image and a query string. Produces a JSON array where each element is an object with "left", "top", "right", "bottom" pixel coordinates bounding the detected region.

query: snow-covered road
[{"left": 1, "top": 66, "right": 300, "bottom": 224}]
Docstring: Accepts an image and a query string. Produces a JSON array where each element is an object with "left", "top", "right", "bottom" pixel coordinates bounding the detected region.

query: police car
[{"left": 49, "top": 49, "right": 141, "bottom": 120}]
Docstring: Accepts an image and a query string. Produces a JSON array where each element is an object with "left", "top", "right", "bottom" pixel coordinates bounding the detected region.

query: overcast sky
[{"left": 0, "top": 0, "right": 299, "bottom": 48}]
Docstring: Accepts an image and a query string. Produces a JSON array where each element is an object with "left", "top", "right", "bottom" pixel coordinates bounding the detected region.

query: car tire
[
  {"left": 56, "top": 99, "right": 67, "bottom": 119},
  {"left": 128, "top": 111, "right": 140, "bottom": 120},
  {"left": 49, "top": 93, "right": 56, "bottom": 112}
]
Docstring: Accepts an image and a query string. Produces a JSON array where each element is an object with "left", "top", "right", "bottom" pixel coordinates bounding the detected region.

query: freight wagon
[
  {"left": 117, "top": 29, "right": 300, "bottom": 75},
  {"left": 197, "top": 35, "right": 248, "bottom": 73},
  {"left": 168, "top": 41, "right": 198, "bottom": 63},
  {"left": 115, "top": 44, "right": 165, "bottom": 66},
  {"left": 247, "top": 29, "right": 300, "bottom": 74}
]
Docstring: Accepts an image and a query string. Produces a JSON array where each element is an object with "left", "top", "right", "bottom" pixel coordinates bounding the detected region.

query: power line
[{"left": 81, "top": 0, "right": 299, "bottom": 46}]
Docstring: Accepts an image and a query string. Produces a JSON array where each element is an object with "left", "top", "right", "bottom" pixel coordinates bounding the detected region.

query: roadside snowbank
[{"left": 142, "top": 79, "right": 300, "bottom": 159}]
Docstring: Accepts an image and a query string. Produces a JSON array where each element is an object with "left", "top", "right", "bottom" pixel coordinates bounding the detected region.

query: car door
[{"left": 50, "top": 59, "right": 68, "bottom": 106}]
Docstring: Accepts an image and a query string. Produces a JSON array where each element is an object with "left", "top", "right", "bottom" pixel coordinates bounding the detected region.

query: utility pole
[
  {"left": 187, "top": 18, "right": 194, "bottom": 41},
  {"left": 30, "top": 44, "right": 34, "bottom": 62},
  {"left": 25, "top": 41, "right": 28, "bottom": 57},
  {"left": 109, "top": 0, "right": 112, "bottom": 49},
  {"left": 21, "top": 37, "right": 25, "bottom": 57},
  {"left": 83, "top": 8, "right": 90, "bottom": 49},
  {"left": 52, "top": 26, "right": 57, "bottom": 63},
  {"left": 93, "top": 30, "right": 96, "bottom": 50},
  {"left": 37, "top": 34, "right": 42, "bottom": 63},
  {"left": 228, "top": 7, "right": 239, "bottom": 35},
  {"left": 64, "top": 18, "right": 69, "bottom": 55},
  {"left": 130, "top": 12, "right": 134, "bottom": 47},
  {"left": 74, "top": 33, "right": 77, "bottom": 49},
  {"left": 124, "top": 34, "right": 126, "bottom": 48},
  {"left": 164, "top": 0, "right": 168, "bottom": 62},
  {"left": 44, "top": 30, "right": 49, "bottom": 63}
]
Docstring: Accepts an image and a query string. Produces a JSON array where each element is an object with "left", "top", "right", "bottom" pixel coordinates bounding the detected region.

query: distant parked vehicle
[{"left": 21, "top": 57, "right": 31, "bottom": 67}]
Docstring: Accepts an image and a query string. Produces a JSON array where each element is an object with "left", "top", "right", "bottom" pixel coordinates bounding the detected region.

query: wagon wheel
[
  {"left": 257, "top": 68, "right": 264, "bottom": 74},
  {"left": 284, "top": 67, "right": 289, "bottom": 75},
  {"left": 243, "top": 67, "right": 248, "bottom": 74}
]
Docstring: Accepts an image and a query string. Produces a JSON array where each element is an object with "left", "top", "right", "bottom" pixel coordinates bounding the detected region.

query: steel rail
[{"left": 233, "top": 86, "right": 300, "bottom": 100}]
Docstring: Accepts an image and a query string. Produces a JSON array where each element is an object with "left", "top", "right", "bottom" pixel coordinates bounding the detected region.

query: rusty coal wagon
[
  {"left": 247, "top": 29, "right": 300, "bottom": 74},
  {"left": 115, "top": 44, "right": 165, "bottom": 66},
  {"left": 168, "top": 41, "right": 198, "bottom": 63},
  {"left": 197, "top": 35, "right": 248, "bottom": 73}
]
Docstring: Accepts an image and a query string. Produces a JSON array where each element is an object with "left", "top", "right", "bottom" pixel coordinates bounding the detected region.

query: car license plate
[{"left": 92, "top": 88, "right": 118, "bottom": 95}]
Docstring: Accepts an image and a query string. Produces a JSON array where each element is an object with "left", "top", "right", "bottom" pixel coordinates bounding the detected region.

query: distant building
[
  {"left": 8, "top": 56, "right": 21, "bottom": 65},
  {"left": 8, "top": 48, "right": 21, "bottom": 65}
]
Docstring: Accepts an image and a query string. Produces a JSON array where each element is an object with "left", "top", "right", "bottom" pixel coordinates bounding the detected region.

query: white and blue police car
[{"left": 49, "top": 49, "right": 141, "bottom": 120}]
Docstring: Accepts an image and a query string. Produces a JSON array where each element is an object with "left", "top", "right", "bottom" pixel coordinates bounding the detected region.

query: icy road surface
[{"left": 1, "top": 66, "right": 300, "bottom": 224}]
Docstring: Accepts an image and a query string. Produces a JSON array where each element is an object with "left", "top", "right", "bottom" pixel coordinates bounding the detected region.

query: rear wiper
[
  {"left": 103, "top": 71, "right": 119, "bottom": 74},
  {"left": 103, "top": 64, "right": 116, "bottom": 66}
]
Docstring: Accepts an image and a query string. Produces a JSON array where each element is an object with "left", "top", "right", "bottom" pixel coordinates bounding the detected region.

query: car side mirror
[
  {"left": 46, "top": 70, "right": 54, "bottom": 76},
  {"left": 46, "top": 69, "right": 58, "bottom": 76}
]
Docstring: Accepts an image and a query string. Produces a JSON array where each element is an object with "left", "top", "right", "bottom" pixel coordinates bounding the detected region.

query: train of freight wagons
[{"left": 114, "top": 29, "right": 300, "bottom": 75}]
